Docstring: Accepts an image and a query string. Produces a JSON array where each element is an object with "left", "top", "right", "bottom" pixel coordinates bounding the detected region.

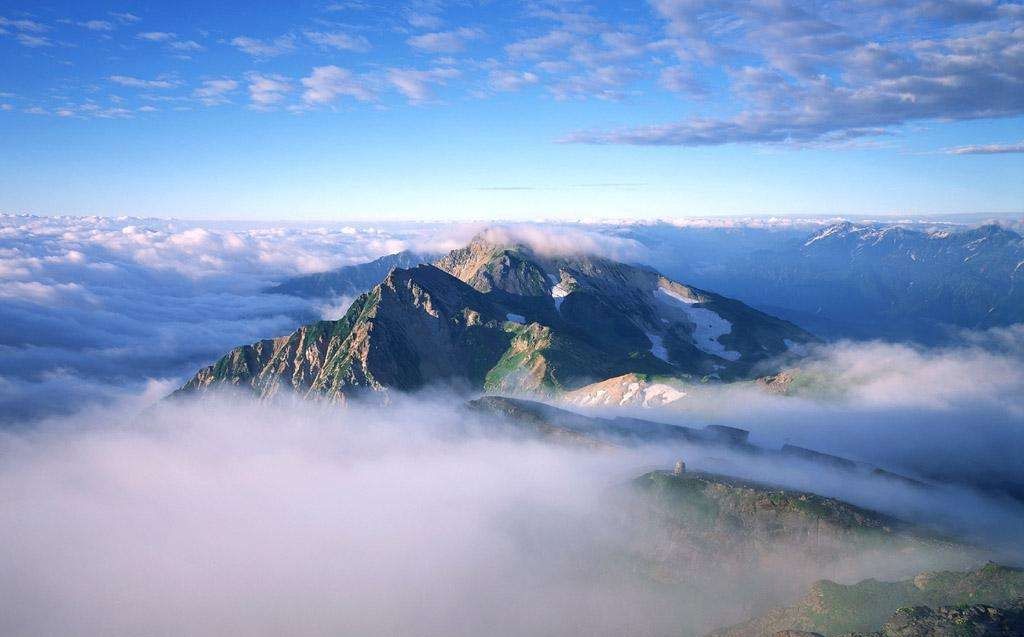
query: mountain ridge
[
  {"left": 664, "top": 221, "right": 1024, "bottom": 341},
  {"left": 266, "top": 249, "right": 439, "bottom": 298}
]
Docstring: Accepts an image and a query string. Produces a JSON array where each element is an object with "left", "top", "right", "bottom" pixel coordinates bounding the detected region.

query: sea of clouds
[
  {"left": 0, "top": 393, "right": 1009, "bottom": 637},
  {"left": 1, "top": 214, "right": 1023, "bottom": 637}
]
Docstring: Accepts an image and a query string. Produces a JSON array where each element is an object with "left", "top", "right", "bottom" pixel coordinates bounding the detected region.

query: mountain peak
[
  {"left": 436, "top": 233, "right": 551, "bottom": 296},
  {"left": 178, "top": 234, "right": 815, "bottom": 402},
  {"left": 804, "top": 221, "right": 858, "bottom": 246}
]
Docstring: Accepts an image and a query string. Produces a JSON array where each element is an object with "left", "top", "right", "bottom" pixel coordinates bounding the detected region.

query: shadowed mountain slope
[{"left": 267, "top": 250, "right": 438, "bottom": 298}]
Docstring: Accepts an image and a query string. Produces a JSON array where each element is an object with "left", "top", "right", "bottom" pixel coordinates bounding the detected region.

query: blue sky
[{"left": 1, "top": 0, "right": 1022, "bottom": 220}]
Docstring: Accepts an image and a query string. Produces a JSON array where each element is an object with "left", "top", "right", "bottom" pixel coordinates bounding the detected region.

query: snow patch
[
  {"left": 642, "top": 383, "right": 687, "bottom": 406},
  {"left": 577, "top": 389, "right": 608, "bottom": 406},
  {"left": 506, "top": 313, "right": 526, "bottom": 324},
  {"left": 647, "top": 332, "right": 670, "bottom": 363},
  {"left": 550, "top": 275, "right": 570, "bottom": 311},
  {"left": 804, "top": 224, "right": 846, "bottom": 246},
  {"left": 657, "top": 286, "right": 697, "bottom": 305},
  {"left": 658, "top": 288, "right": 740, "bottom": 361},
  {"left": 620, "top": 382, "right": 642, "bottom": 405}
]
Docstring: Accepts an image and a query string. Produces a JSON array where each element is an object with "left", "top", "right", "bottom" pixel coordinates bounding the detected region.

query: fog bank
[{"left": 0, "top": 393, "right": 1004, "bottom": 637}]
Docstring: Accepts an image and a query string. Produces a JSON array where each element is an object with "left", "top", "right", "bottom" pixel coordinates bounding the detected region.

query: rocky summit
[{"left": 177, "top": 233, "right": 813, "bottom": 402}]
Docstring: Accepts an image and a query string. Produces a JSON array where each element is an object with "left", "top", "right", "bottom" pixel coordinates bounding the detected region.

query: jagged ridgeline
[{"left": 176, "top": 234, "right": 813, "bottom": 402}]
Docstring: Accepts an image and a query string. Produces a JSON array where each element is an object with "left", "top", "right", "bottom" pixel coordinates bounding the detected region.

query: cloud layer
[
  {"left": 563, "top": 0, "right": 1024, "bottom": 146},
  {"left": 0, "top": 392, "right": 1014, "bottom": 637}
]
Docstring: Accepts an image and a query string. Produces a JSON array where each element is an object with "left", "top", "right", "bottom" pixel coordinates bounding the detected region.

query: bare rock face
[
  {"left": 435, "top": 236, "right": 551, "bottom": 297},
  {"left": 177, "top": 264, "right": 513, "bottom": 402},
  {"left": 757, "top": 370, "right": 799, "bottom": 394},
  {"left": 875, "top": 600, "right": 1024, "bottom": 636},
  {"left": 561, "top": 373, "right": 689, "bottom": 408}
]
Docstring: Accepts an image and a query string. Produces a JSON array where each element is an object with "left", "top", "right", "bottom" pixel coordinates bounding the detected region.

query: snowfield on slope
[
  {"left": 647, "top": 332, "right": 670, "bottom": 363},
  {"left": 549, "top": 274, "right": 570, "bottom": 311},
  {"left": 657, "top": 287, "right": 741, "bottom": 362}
]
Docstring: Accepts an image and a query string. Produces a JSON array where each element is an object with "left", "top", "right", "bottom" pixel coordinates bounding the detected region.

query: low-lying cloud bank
[
  {"left": 604, "top": 330, "right": 1024, "bottom": 505},
  {"left": 0, "top": 397, "right": 730, "bottom": 637},
  {"left": 0, "top": 393, "right": 1014, "bottom": 637}
]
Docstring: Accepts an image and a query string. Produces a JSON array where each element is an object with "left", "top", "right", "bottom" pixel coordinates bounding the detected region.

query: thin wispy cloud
[
  {"left": 488, "top": 69, "right": 539, "bottom": 92},
  {"left": 406, "top": 10, "right": 443, "bottom": 30},
  {"left": 300, "top": 65, "right": 375, "bottom": 105},
  {"left": 0, "top": 16, "right": 48, "bottom": 33},
  {"left": 109, "top": 12, "right": 141, "bottom": 24},
  {"left": 136, "top": 30, "right": 175, "bottom": 42},
  {"left": 15, "top": 33, "right": 51, "bottom": 47},
  {"left": 946, "top": 141, "right": 1024, "bottom": 155},
  {"left": 108, "top": 75, "right": 178, "bottom": 89},
  {"left": 231, "top": 34, "right": 295, "bottom": 57},
  {"left": 4, "top": 2, "right": 1022, "bottom": 153},
  {"left": 79, "top": 20, "right": 114, "bottom": 32},
  {"left": 561, "top": 1, "right": 1024, "bottom": 146},
  {"left": 305, "top": 30, "right": 371, "bottom": 52},
  {"left": 193, "top": 78, "right": 239, "bottom": 105},
  {"left": 407, "top": 27, "right": 482, "bottom": 53},
  {"left": 2, "top": 17, "right": 52, "bottom": 47},
  {"left": 169, "top": 39, "right": 204, "bottom": 53},
  {"left": 245, "top": 72, "right": 292, "bottom": 108},
  {"left": 387, "top": 67, "right": 459, "bottom": 102}
]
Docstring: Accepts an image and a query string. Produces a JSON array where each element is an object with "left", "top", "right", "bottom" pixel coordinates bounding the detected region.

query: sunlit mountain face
[{"left": 1, "top": 1, "right": 1023, "bottom": 636}]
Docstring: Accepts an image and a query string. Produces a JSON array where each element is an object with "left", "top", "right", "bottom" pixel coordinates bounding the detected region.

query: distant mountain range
[
  {"left": 646, "top": 221, "right": 1024, "bottom": 342},
  {"left": 178, "top": 234, "right": 812, "bottom": 402}
]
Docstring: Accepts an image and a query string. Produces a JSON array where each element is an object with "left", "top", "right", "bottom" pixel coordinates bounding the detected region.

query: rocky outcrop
[
  {"left": 561, "top": 373, "right": 689, "bottom": 407},
  {"left": 707, "top": 564, "right": 1024, "bottom": 637},
  {"left": 865, "top": 599, "right": 1024, "bottom": 636}
]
